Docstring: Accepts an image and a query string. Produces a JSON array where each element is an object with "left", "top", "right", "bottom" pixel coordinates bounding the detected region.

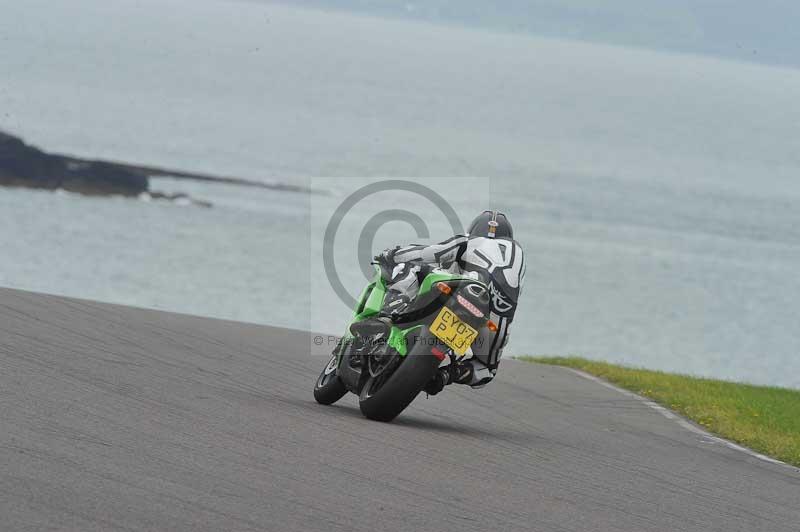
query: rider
[{"left": 357, "top": 210, "right": 525, "bottom": 395}]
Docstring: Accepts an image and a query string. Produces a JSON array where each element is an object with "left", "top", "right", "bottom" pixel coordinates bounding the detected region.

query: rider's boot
[{"left": 450, "top": 361, "right": 475, "bottom": 385}]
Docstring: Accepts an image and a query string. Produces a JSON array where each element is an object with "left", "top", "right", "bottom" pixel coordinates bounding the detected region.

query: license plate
[{"left": 430, "top": 307, "right": 479, "bottom": 357}]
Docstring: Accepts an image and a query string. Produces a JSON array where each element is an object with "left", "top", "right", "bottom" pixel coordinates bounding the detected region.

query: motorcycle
[{"left": 313, "top": 262, "right": 495, "bottom": 422}]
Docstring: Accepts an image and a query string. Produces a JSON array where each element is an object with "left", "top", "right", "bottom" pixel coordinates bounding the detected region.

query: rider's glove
[
  {"left": 373, "top": 246, "right": 400, "bottom": 278},
  {"left": 373, "top": 246, "right": 399, "bottom": 265}
]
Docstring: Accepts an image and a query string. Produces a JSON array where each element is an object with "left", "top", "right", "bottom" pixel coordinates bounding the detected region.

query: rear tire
[
  {"left": 358, "top": 343, "right": 441, "bottom": 422},
  {"left": 314, "top": 354, "right": 347, "bottom": 405}
]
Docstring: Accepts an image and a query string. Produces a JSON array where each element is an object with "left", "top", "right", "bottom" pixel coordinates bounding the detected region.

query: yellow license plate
[{"left": 430, "top": 307, "right": 479, "bottom": 357}]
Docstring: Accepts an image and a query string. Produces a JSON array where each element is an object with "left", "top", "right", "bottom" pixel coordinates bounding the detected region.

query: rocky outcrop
[
  {"left": 1, "top": 129, "right": 321, "bottom": 205},
  {"left": 0, "top": 130, "right": 148, "bottom": 196}
]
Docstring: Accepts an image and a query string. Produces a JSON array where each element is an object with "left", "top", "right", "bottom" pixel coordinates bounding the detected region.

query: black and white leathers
[{"left": 392, "top": 234, "right": 525, "bottom": 387}]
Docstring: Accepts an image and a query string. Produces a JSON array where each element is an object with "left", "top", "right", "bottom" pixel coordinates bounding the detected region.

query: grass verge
[{"left": 521, "top": 356, "right": 800, "bottom": 467}]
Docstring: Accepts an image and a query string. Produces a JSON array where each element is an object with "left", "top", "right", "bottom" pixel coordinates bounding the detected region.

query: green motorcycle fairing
[{"left": 343, "top": 266, "right": 475, "bottom": 358}]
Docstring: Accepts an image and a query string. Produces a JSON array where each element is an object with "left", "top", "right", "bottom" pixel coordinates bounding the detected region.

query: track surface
[{"left": 1, "top": 288, "right": 798, "bottom": 531}]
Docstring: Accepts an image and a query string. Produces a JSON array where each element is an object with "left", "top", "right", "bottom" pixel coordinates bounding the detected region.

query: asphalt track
[{"left": 1, "top": 288, "right": 798, "bottom": 532}]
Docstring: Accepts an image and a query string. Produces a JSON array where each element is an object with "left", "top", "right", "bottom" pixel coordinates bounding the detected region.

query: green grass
[{"left": 521, "top": 356, "right": 800, "bottom": 467}]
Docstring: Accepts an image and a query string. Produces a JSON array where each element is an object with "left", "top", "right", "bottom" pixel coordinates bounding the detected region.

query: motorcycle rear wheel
[{"left": 358, "top": 341, "right": 440, "bottom": 422}]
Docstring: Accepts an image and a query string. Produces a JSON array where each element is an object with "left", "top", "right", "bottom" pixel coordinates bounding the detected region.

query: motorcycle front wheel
[{"left": 314, "top": 354, "right": 347, "bottom": 405}]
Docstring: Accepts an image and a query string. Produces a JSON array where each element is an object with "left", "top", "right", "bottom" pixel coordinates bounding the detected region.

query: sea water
[{"left": 1, "top": 0, "right": 799, "bottom": 387}]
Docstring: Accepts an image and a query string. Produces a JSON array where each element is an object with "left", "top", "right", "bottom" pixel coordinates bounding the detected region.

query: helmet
[{"left": 467, "top": 210, "right": 513, "bottom": 239}]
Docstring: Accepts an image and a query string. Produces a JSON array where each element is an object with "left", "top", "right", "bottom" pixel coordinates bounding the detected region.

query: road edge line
[{"left": 562, "top": 367, "right": 797, "bottom": 471}]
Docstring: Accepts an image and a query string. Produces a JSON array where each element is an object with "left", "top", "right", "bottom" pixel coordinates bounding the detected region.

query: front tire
[
  {"left": 358, "top": 342, "right": 441, "bottom": 422},
  {"left": 314, "top": 354, "right": 347, "bottom": 405}
]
